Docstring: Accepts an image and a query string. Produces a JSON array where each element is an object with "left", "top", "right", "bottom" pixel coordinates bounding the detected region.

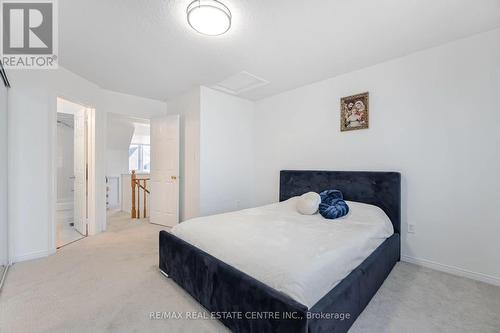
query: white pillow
[{"left": 296, "top": 192, "right": 321, "bottom": 215}]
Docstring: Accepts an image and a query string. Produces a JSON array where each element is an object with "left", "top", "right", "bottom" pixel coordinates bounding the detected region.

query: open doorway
[
  {"left": 105, "top": 113, "right": 180, "bottom": 229},
  {"left": 106, "top": 113, "right": 151, "bottom": 224},
  {"left": 55, "top": 98, "right": 90, "bottom": 248}
]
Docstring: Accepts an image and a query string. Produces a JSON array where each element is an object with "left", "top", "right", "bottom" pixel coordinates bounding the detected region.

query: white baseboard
[
  {"left": 401, "top": 255, "right": 500, "bottom": 287},
  {"left": 13, "top": 249, "right": 49, "bottom": 263}
]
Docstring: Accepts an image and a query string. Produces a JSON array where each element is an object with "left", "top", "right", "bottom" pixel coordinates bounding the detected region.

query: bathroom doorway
[{"left": 55, "top": 98, "right": 89, "bottom": 248}]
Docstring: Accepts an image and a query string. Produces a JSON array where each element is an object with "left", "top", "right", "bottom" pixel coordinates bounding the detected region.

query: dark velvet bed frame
[{"left": 159, "top": 170, "right": 401, "bottom": 333}]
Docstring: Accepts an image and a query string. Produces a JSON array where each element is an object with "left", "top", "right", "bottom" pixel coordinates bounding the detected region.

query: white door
[
  {"left": 73, "top": 107, "right": 87, "bottom": 235},
  {"left": 149, "top": 115, "right": 180, "bottom": 227}
]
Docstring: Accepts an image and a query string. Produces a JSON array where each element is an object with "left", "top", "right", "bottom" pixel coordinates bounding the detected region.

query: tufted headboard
[{"left": 280, "top": 170, "right": 401, "bottom": 234}]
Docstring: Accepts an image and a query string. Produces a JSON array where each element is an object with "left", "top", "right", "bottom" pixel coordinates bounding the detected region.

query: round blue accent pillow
[{"left": 319, "top": 190, "right": 349, "bottom": 219}]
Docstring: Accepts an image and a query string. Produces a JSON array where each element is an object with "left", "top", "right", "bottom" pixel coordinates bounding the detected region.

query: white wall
[
  {"left": 0, "top": 83, "right": 8, "bottom": 266},
  {"left": 101, "top": 89, "right": 167, "bottom": 119},
  {"left": 106, "top": 149, "right": 129, "bottom": 180},
  {"left": 200, "top": 87, "right": 255, "bottom": 216},
  {"left": 106, "top": 113, "right": 135, "bottom": 209},
  {"left": 253, "top": 28, "right": 500, "bottom": 284},
  {"left": 167, "top": 88, "right": 201, "bottom": 221},
  {"left": 167, "top": 87, "right": 257, "bottom": 220},
  {"left": 7, "top": 66, "right": 166, "bottom": 263}
]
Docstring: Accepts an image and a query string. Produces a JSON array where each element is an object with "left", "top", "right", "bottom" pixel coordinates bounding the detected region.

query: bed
[{"left": 159, "top": 170, "right": 401, "bottom": 333}]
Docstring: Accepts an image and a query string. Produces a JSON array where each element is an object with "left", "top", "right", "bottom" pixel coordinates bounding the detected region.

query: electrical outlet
[{"left": 407, "top": 223, "right": 416, "bottom": 234}]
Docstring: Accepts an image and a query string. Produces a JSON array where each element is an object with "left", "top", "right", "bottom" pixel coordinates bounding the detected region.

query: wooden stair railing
[{"left": 131, "top": 170, "right": 150, "bottom": 219}]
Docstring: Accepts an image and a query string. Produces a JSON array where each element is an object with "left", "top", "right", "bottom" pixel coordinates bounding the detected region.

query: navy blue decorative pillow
[
  {"left": 320, "top": 190, "right": 343, "bottom": 204},
  {"left": 319, "top": 190, "right": 349, "bottom": 219}
]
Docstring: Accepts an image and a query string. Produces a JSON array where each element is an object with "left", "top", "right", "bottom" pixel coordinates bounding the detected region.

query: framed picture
[{"left": 340, "top": 92, "right": 369, "bottom": 131}]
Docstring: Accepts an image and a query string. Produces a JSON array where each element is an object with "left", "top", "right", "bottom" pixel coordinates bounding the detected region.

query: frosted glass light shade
[{"left": 187, "top": 0, "right": 232, "bottom": 36}]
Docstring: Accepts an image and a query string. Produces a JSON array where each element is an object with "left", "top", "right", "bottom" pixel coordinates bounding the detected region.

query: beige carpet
[{"left": 1, "top": 212, "right": 499, "bottom": 333}]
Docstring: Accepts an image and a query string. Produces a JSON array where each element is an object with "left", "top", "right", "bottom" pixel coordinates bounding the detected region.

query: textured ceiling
[{"left": 59, "top": 0, "right": 500, "bottom": 101}]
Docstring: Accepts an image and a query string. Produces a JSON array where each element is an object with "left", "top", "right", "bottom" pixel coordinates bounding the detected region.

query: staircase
[{"left": 131, "top": 170, "right": 150, "bottom": 219}]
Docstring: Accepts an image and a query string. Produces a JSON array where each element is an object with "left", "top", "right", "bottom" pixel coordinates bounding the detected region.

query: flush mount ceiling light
[{"left": 187, "top": 0, "right": 232, "bottom": 36}]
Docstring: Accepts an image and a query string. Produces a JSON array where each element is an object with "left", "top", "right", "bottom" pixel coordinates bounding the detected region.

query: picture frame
[{"left": 340, "top": 92, "right": 369, "bottom": 131}]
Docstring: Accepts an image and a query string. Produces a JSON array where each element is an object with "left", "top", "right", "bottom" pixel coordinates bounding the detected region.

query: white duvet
[{"left": 171, "top": 197, "right": 394, "bottom": 308}]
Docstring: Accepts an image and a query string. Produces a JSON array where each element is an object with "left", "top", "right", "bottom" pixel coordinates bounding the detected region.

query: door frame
[{"left": 49, "top": 96, "right": 97, "bottom": 254}]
